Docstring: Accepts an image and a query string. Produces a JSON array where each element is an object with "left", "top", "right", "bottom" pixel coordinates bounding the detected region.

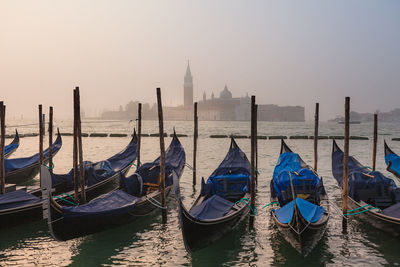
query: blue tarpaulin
[
  {"left": 190, "top": 195, "right": 234, "bottom": 220},
  {"left": 332, "top": 142, "right": 396, "bottom": 199},
  {"left": 4, "top": 134, "right": 62, "bottom": 173},
  {"left": 121, "top": 134, "right": 186, "bottom": 195},
  {"left": 273, "top": 197, "right": 325, "bottom": 224},
  {"left": 62, "top": 189, "right": 140, "bottom": 219},
  {"left": 51, "top": 134, "right": 138, "bottom": 191},
  {"left": 272, "top": 152, "right": 302, "bottom": 179},
  {"left": 5, "top": 143, "right": 18, "bottom": 156},
  {"left": 0, "top": 190, "right": 41, "bottom": 210},
  {"left": 385, "top": 152, "right": 400, "bottom": 178}
]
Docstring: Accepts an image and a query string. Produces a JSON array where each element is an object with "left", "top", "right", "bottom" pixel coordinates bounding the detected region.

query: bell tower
[{"left": 184, "top": 61, "right": 193, "bottom": 109}]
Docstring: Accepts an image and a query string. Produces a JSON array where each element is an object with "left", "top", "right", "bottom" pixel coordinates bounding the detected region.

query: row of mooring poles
[
  {"left": 72, "top": 87, "right": 86, "bottom": 204},
  {"left": 0, "top": 102, "right": 5, "bottom": 194}
]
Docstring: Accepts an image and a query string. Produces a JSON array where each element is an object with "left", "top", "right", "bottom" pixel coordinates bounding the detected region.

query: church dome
[{"left": 220, "top": 85, "right": 232, "bottom": 99}]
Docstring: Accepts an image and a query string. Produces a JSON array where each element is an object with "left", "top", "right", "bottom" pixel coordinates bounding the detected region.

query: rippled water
[{"left": 1, "top": 120, "right": 400, "bottom": 266}]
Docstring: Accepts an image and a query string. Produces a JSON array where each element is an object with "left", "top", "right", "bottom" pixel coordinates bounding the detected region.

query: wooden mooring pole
[
  {"left": 0, "top": 102, "right": 5, "bottom": 194},
  {"left": 193, "top": 102, "right": 198, "bottom": 186},
  {"left": 73, "top": 89, "right": 79, "bottom": 202},
  {"left": 39, "top": 105, "right": 44, "bottom": 188},
  {"left": 372, "top": 113, "right": 378, "bottom": 171},
  {"left": 250, "top": 96, "right": 257, "bottom": 217},
  {"left": 156, "top": 88, "right": 167, "bottom": 223},
  {"left": 137, "top": 103, "right": 142, "bottom": 168},
  {"left": 74, "top": 87, "right": 86, "bottom": 203},
  {"left": 314, "top": 103, "right": 319, "bottom": 171},
  {"left": 48, "top": 106, "right": 53, "bottom": 170},
  {"left": 342, "top": 97, "right": 350, "bottom": 228}
]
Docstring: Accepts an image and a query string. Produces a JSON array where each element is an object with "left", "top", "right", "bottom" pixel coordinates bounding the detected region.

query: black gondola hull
[
  {"left": 271, "top": 205, "right": 328, "bottom": 256},
  {"left": 49, "top": 187, "right": 171, "bottom": 241},
  {"left": 179, "top": 195, "right": 250, "bottom": 252},
  {"left": 347, "top": 196, "right": 400, "bottom": 236},
  {"left": 0, "top": 166, "right": 129, "bottom": 228}
]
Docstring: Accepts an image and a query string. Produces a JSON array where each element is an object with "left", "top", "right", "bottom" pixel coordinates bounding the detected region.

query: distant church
[
  {"left": 101, "top": 62, "right": 305, "bottom": 122},
  {"left": 172, "top": 62, "right": 305, "bottom": 122}
]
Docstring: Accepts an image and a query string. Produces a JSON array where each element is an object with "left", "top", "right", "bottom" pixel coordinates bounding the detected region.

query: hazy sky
[{"left": 1, "top": 1, "right": 399, "bottom": 120}]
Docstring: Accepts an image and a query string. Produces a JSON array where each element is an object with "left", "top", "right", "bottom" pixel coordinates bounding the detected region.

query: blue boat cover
[
  {"left": 272, "top": 168, "right": 323, "bottom": 203},
  {"left": 51, "top": 134, "right": 138, "bottom": 191},
  {"left": 189, "top": 194, "right": 234, "bottom": 220},
  {"left": 272, "top": 152, "right": 302, "bottom": 179},
  {"left": 0, "top": 190, "right": 41, "bottom": 210},
  {"left": 383, "top": 202, "right": 400, "bottom": 218},
  {"left": 385, "top": 152, "right": 400, "bottom": 178},
  {"left": 121, "top": 134, "right": 186, "bottom": 195},
  {"left": 203, "top": 139, "right": 251, "bottom": 199},
  {"left": 273, "top": 197, "right": 325, "bottom": 224},
  {"left": 331, "top": 145, "right": 366, "bottom": 187},
  {"left": 62, "top": 189, "right": 140, "bottom": 219},
  {"left": 4, "top": 134, "right": 62, "bottom": 173},
  {"left": 5, "top": 143, "right": 18, "bottom": 156},
  {"left": 332, "top": 142, "right": 396, "bottom": 199}
]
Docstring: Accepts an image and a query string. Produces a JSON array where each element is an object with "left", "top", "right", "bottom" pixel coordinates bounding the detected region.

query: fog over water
[{"left": 1, "top": 1, "right": 400, "bottom": 120}]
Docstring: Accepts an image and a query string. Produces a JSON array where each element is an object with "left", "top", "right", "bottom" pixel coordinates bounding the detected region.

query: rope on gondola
[
  {"left": 145, "top": 195, "right": 167, "bottom": 209},
  {"left": 42, "top": 162, "right": 54, "bottom": 170},
  {"left": 344, "top": 207, "right": 380, "bottom": 216},
  {"left": 129, "top": 161, "right": 142, "bottom": 167},
  {"left": 185, "top": 163, "right": 193, "bottom": 170},
  {"left": 235, "top": 198, "right": 257, "bottom": 216},
  {"left": 262, "top": 201, "right": 280, "bottom": 209},
  {"left": 54, "top": 193, "right": 78, "bottom": 206}
]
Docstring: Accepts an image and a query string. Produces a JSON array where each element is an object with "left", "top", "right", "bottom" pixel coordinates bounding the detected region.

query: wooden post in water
[
  {"left": 48, "top": 107, "right": 53, "bottom": 170},
  {"left": 137, "top": 103, "right": 142, "bottom": 168},
  {"left": 39, "top": 105, "right": 44, "bottom": 188},
  {"left": 156, "top": 88, "right": 167, "bottom": 223},
  {"left": 250, "top": 96, "right": 256, "bottom": 215},
  {"left": 314, "top": 103, "right": 319, "bottom": 172},
  {"left": 342, "top": 97, "right": 350, "bottom": 221},
  {"left": 255, "top": 104, "right": 258, "bottom": 185},
  {"left": 0, "top": 102, "right": 5, "bottom": 194},
  {"left": 39, "top": 105, "right": 44, "bottom": 165},
  {"left": 73, "top": 89, "right": 79, "bottom": 202},
  {"left": 75, "top": 87, "right": 86, "bottom": 203},
  {"left": 193, "top": 102, "right": 198, "bottom": 186},
  {"left": 372, "top": 113, "right": 378, "bottom": 171}
]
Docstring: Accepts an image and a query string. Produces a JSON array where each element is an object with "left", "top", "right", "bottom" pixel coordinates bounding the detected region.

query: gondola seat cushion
[
  {"left": 189, "top": 195, "right": 234, "bottom": 220},
  {"left": 273, "top": 197, "right": 325, "bottom": 224}
]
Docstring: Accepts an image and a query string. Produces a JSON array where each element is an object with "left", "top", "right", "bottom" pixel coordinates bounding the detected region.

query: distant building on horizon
[{"left": 101, "top": 62, "right": 305, "bottom": 122}]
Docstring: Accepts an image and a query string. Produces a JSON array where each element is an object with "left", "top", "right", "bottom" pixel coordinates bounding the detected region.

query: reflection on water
[{"left": 2, "top": 120, "right": 400, "bottom": 266}]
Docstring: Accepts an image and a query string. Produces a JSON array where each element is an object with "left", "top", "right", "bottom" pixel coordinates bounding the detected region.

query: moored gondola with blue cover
[
  {"left": 44, "top": 133, "right": 185, "bottom": 241},
  {"left": 4, "top": 129, "right": 19, "bottom": 158},
  {"left": 332, "top": 140, "right": 400, "bottom": 235},
  {"left": 4, "top": 129, "right": 62, "bottom": 184},
  {"left": 384, "top": 141, "right": 400, "bottom": 180},
  {"left": 270, "top": 140, "right": 329, "bottom": 257},
  {"left": 0, "top": 132, "right": 138, "bottom": 228},
  {"left": 177, "top": 138, "right": 251, "bottom": 252}
]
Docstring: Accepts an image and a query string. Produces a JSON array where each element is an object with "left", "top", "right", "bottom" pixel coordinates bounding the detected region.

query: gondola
[
  {"left": 270, "top": 140, "right": 329, "bottom": 256},
  {"left": 0, "top": 132, "right": 138, "bottom": 228},
  {"left": 177, "top": 138, "right": 251, "bottom": 252},
  {"left": 44, "top": 132, "right": 185, "bottom": 241},
  {"left": 332, "top": 140, "right": 400, "bottom": 235},
  {"left": 384, "top": 141, "right": 400, "bottom": 180},
  {"left": 4, "top": 129, "right": 62, "bottom": 184},
  {"left": 4, "top": 129, "right": 19, "bottom": 158}
]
